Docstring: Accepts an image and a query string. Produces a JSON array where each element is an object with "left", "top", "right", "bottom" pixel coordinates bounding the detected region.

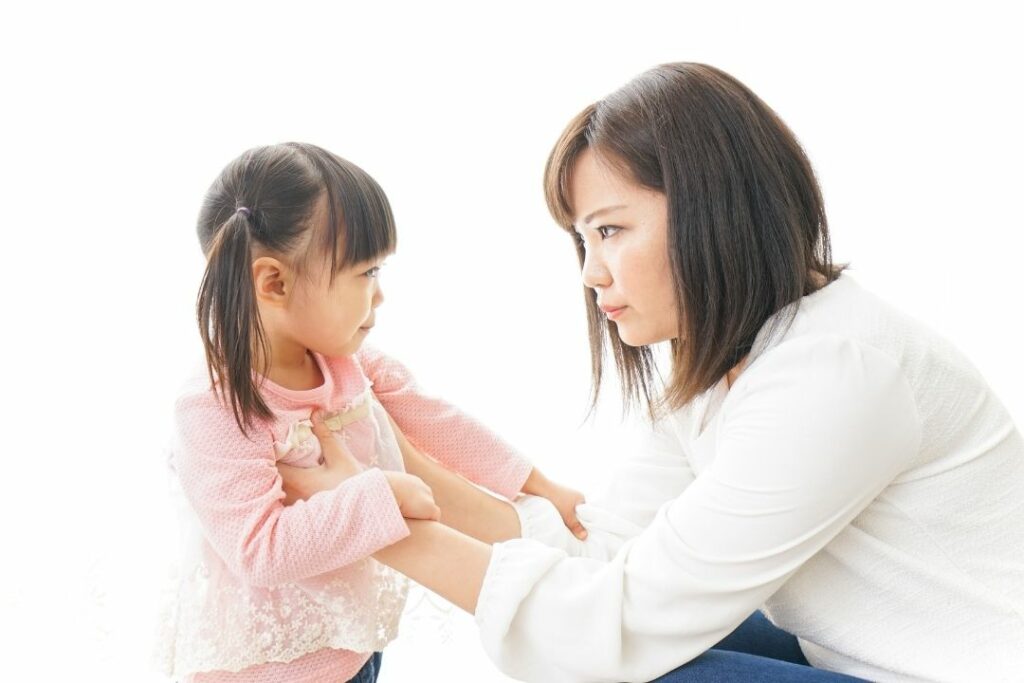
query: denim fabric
[
  {"left": 650, "top": 613, "right": 868, "bottom": 682},
  {"left": 346, "top": 652, "right": 382, "bottom": 683}
]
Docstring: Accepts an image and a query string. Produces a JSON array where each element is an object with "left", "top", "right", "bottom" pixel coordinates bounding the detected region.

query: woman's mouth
[{"left": 600, "top": 305, "right": 627, "bottom": 320}]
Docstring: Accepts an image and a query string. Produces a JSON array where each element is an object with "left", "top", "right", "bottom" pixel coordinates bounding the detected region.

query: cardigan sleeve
[
  {"left": 172, "top": 388, "right": 410, "bottom": 588},
  {"left": 513, "top": 413, "right": 697, "bottom": 560},
  {"left": 474, "top": 335, "right": 923, "bottom": 682},
  {"left": 356, "top": 346, "right": 533, "bottom": 499}
]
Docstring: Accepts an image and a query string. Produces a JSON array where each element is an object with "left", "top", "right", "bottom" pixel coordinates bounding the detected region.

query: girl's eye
[
  {"left": 365, "top": 266, "right": 381, "bottom": 278},
  {"left": 597, "top": 225, "right": 622, "bottom": 239}
]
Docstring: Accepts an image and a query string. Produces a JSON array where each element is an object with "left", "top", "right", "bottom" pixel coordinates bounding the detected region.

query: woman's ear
[{"left": 252, "top": 256, "right": 289, "bottom": 306}]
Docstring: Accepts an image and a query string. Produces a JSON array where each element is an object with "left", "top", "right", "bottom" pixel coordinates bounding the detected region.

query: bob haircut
[{"left": 544, "top": 62, "right": 843, "bottom": 416}]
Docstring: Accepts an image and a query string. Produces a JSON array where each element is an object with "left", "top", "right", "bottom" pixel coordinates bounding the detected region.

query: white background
[{"left": 1, "top": 1, "right": 1021, "bottom": 681}]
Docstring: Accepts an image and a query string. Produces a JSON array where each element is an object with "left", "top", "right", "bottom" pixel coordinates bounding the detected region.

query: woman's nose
[{"left": 581, "top": 249, "right": 612, "bottom": 290}]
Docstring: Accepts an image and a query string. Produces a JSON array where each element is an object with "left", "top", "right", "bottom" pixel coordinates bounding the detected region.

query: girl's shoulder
[
  {"left": 173, "top": 363, "right": 220, "bottom": 412},
  {"left": 171, "top": 364, "right": 276, "bottom": 446},
  {"left": 349, "top": 345, "right": 417, "bottom": 394}
]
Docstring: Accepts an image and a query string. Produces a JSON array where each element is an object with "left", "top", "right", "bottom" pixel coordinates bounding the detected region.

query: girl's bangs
[{"left": 295, "top": 143, "right": 397, "bottom": 275}]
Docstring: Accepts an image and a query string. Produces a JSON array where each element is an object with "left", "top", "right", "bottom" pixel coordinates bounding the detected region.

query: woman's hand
[
  {"left": 276, "top": 410, "right": 366, "bottom": 505},
  {"left": 523, "top": 468, "right": 588, "bottom": 539}
]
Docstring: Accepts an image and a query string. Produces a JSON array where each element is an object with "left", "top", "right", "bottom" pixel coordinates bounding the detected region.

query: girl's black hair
[{"left": 196, "top": 142, "right": 396, "bottom": 435}]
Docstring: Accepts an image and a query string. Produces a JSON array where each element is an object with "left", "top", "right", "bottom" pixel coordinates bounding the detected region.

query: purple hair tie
[{"left": 236, "top": 206, "right": 251, "bottom": 218}]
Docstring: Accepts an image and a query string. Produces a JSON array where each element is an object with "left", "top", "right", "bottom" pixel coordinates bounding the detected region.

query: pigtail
[
  {"left": 193, "top": 143, "right": 398, "bottom": 436},
  {"left": 196, "top": 209, "right": 273, "bottom": 436}
]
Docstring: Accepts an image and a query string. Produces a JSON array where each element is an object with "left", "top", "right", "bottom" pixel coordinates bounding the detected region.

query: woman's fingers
[
  {"left": 558, "top": 496, "right": 588, "bottom": 539},
  {"left": 551, "top": 488, "right": 589, "bottom": 540},
  {"left": 568, "top": 517, "right": 589, "bottom": 540}
]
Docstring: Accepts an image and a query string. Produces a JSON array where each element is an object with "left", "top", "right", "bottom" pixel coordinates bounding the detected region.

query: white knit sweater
[{"left": 476, "top": 274, "right": 1024, "bottom": 683}]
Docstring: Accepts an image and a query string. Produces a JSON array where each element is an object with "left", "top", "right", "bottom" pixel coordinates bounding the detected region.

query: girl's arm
[
  {"left": 280, "top": 405, "right": 691, "bottom": 558},
  {"left": 278, "top": 412, "right": 522, "bottom": 544},
  {"left": 355, "top": 346, "right": 533, "bottom": 498},
  {"left": 173, "top": 389, "right": 415, "bottom": 587},
  {"left": 357, "top": 346, "right": 589, "bottom": 538}
]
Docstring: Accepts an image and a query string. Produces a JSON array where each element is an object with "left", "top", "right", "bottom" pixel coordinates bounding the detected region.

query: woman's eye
[{"left": 597, "top": 225, "right": 622, "bottom": 239}]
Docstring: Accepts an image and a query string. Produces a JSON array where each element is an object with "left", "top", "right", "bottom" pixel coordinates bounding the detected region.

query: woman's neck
[{"left": 725, "top": 356, "right": 748, "bottom": 390}]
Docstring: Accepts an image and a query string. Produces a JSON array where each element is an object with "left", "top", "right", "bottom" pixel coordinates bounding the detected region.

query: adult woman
[{"left": 283, "top": 63, "right": 1024, "bottom": 682}]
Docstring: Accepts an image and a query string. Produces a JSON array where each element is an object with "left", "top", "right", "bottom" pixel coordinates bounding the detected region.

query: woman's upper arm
[{"left": 475, "top": 336, "right": 922, "bottom": 682}]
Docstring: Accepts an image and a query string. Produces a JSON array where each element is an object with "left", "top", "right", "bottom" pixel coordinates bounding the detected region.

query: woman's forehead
[
  {"left": 570, "top": 150, "right": 660, "bottom": 228},
  {"left": 569, "top": 151, "right": 630, "bottom": 223}
]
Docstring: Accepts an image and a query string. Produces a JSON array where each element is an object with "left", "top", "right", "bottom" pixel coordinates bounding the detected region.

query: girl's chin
[{"left": 330, "top": 336, "right": 368, "bottom": 357}]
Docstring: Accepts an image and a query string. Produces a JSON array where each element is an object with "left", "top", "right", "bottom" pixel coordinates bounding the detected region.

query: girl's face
[
  {"left": 285, "top": 255, "right": 387, "bottom": 358},
  {"left": 570, "top": 149, "right": 679, "bottom": 346}
]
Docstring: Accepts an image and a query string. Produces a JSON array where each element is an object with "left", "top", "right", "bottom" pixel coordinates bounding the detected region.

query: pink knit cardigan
[{"left": 155, "top": 346, "right": 532, "bottom": 682}]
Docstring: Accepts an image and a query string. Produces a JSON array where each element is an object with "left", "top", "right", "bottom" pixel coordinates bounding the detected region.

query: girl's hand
[
  {"left": 276, "top": 411, "right": 366, "bottom": 505},
  {"left": 523, "top": 468, "right": 588, "bottom": 540},
  {"left": 383, "top": 471, "right": 442, "bottom": 521},
  {"left": 310, "top": 410, "right": 365, "bottom": 479}
]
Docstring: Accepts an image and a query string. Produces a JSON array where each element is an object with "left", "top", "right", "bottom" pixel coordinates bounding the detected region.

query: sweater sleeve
[
  {"left": 356, "top": 346, "right": 533, "bottom": 499},
  {"left": 172, "top": 389, "right": 410, "bottom": 588},
  {"left": 514, "top": 413, "right": 696, "bottom": 560},
  {"left": 474, "top": 335, "right": 923, "bottom": 683}
]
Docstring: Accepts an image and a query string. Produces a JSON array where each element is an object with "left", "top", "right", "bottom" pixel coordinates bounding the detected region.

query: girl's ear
[{"left": 252, "top": 256, "right": 289, "bottom": 306}]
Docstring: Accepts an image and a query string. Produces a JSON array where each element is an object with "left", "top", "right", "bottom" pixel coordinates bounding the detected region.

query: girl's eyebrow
[{"left": 577, "top": 205, "right": 627, "bottom": 230}]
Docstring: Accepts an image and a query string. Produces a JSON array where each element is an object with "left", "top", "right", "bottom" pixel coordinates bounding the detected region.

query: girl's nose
[{"left": 372, "top": 281, "right": 385, "bottom": 308}]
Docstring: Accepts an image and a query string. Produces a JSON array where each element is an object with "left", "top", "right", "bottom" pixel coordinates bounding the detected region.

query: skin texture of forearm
[
  {"left": 404, "top": 449, "right": 522, "bottom": 543},
  {"left": 373, "top": 519, "right": 492, "bottom": 614},
  {"left": 389, "top": 417, "right": 522, "bottom": 544}
]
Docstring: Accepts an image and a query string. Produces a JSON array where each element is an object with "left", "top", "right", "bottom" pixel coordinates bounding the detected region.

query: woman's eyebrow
[{"left": 578, "top": 204, "right": 627, "bottom": 228}]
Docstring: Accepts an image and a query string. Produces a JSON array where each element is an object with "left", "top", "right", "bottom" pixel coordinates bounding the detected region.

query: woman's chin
[
  {"left": 614, "top": 326, "right": 648, "bottom": 348},
  {"left": 615, "top": 325, "right": 675, "bottom": 348}
]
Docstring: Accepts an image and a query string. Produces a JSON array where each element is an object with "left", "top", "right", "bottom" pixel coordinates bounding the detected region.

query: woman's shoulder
[
  {"left": 720, "top": 333, "right": 924, "bottom": 474},
  {"left": 743, "top": 275, "right": 1014, "bottom": 467},
  {"left": 788, "top": 275, "right": 991, "bottom": 393},
  {"left": 737, "top": 330, "right": 914, "bottom": 405}
]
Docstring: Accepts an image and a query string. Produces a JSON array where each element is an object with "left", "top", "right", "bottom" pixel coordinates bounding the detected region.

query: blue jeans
[
  {"left": 346, "top": 652, "right": 382, "bottom": 683},
  {"left": 650, "top": 612, "right": 867, "bottom": 682}
]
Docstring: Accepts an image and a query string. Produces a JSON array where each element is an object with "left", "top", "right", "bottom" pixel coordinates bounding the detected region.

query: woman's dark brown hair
[
  {"left": 544, "top": 62, "right": 843, "bottom": 416},
  {"left": 196, "top": 142, "right": 396, "bottom": 435}
]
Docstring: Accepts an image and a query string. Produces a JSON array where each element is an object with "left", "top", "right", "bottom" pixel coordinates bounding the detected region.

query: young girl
[{"left": 154, "top": 142, "right": 584, "bottom": 683}]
